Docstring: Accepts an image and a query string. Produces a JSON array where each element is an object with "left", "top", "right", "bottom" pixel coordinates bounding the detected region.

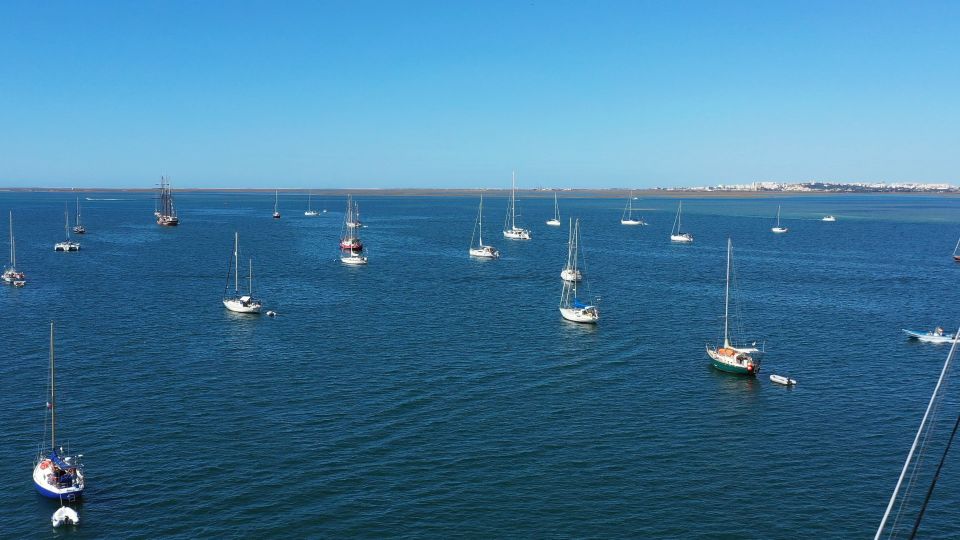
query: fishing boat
[
  {"left": 706, "top": 238, "right": 762, "bottom": 376},
  {"left": 72, "top": 197, "right": 86, "bottom": 234},
  {"left": 2, "top": 211, "right": 25, "bottom": 284},
  {"left": 560, "top": 218, "right": 583, "bottom": 282},
  {"left": 155, "top": 176, "right": 179, "bottom": 226},
  {"left": 670, "top": 201, "right": 693, "bottom": 243},
  {"left": 546, "top": 192, "right": 561, "bottom": 226},
  {"left": 340, "top": 248, "right": 368, "bottom": 265},
  {"left": 469, "top": 194, "right": 499, "bottom": 259},
  {"left": 339, "top": 195, "right": 363, "bottom": 251},
  {"left": 559, "top": 218, "right": 598, "bottom": 323},
  {"left": 903, "top": 328, "right": 956, "bottom": 344},
  {"left": 822, "top": 215, "right": 836, "bottom": 222},
  {"left": 304, "top": 192, "right": 319, "bottom": 216},
  {"left": 222, "top": 232, "right": 263, "bottom": 314},
  {"left": 503, "top": 172, "right": 531, "bottom": 240},
  {"left": 953, "top": 237, "right": 960, "bottom": 262},
  {"left": 54, "top": 206, "right": 80, "bottom": 252},
  {"left": 771, "top": 205, "right": 788, "bottom": 233},
  {"left": 621, "top": 191, "right": 646, "bottom": 225},
  {"left": 770, "top": 374, "right": 797, "bottom": 386},
  {"left": 272, "top": 190, "right": 281, "bottom": 219},
  {"left": 33, "top": 322, "right": 86, "bottom": 501}
]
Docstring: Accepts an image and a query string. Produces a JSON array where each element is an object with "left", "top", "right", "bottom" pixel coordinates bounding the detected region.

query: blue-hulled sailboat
[{"left": 32, "top": 322, "right": 85, "bottom": 500}]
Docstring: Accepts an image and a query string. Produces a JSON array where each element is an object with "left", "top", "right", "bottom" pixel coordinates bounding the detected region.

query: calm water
[{"left": 1, "top": 192, "right": 959, "bottom": 538}]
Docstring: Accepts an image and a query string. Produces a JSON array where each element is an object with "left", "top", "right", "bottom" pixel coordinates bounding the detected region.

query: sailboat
[
  {"left": 155, "top": 176, "right": 179, "bottom": 226},
  {"left": 706, "top": 238, "right": 762, "bottom": 376},
  {"left": 560, "top": 218, "right": 583, "bottom": 282},
  {"left": 503, "top": 172, "right": 531, "bottom": 240},
  {"left": 304, "top": 191, "right": 319, "bottom": 216},
  {"left": 822, "top": 215, "right": 836, "bottom": 222},
  {"left": 33, "top": 322, "right": 86, "bottom": 500},
  {"left": 54, "top": 205, "right": 80, "bottom": 251},
  {"left": 3, "top": 211, "right": 25, "bottom": 285},
  {"left": 771, "top": 205, "right": 788, "bottom": 233},
  {"left": 222, "top": 232, "right": 263, "bottom": 314},
  {"left": 953, "top": 237, "right": 960, "bottom": 262},
  {"left": 546, "top": 192, "right": 561, "bottom": 226},
  {"left": 559, "top": 219, "right": 598, "bottom": 323},
  {"left": 621, "top": 191, "right": 646, "bottom": 225},
  {"left": 272, "top": 190, "right": 281, "bottom": 219},
  {"left": 72, "top": 197, "right": 86, "bottom": 234},
  {"left": 469, "top": 193, "right": 499, "bottom": 258},
  {"left": 339, "top": 195, "right": 363, "bottom": 251},
  {"left": 670, "top": 201, "right": 693, "bottom": 243}
]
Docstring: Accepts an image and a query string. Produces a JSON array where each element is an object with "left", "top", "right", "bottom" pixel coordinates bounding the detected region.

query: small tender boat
[
  {"left": 503, "top": 172, "right": 532, "bottom": 240},
  {"left": 621, "top": 191, "right": 646, "bottom": 225},
  {"left": 52, "top": 506, "right": 79, "bottom": 528},
  {"left": 903, "top": 328, "right": 956, "bottom": 344},
  {"left": 558, "top": 218, "right": 598, "bottom": 324},
  {"left": 771, "top": 205, "right": 788, "bottom": 233},
  {"left": 670, "top": 201, "right": 693, "bottom": 243},
  {"left": 822, "top": 215, "right": 836, "bottom": 222},
  {"left": 469, "top": 194, "right": 500, "bottom": 259},
  {"left": 546, "top": 192, "right": 561, "bottom": 226},
  {"left": 770, "top": 374, "right": 797, "bottom": 386}
]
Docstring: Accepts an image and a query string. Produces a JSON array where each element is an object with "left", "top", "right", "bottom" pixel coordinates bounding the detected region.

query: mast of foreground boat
[
  {"left": 50, "top": 321, "right": 56, "bottom": 449},
  {"left": 478, "top": 193, "right": 485, "bottom": 247},
  {"left": 875, "top": 329, "right": 960, "bottom": 539},
  {"left": 511, "top": 172, "right": 517, "bottom": 230},
  {"left": 64, "top": 205, "right": 70, "bottom": 240},
  {"left": 723, "top": 238, "right": 731, "bottom": 349},
  {"left": 553, "top": 191, "right": 560, "bottom": 221},
  {"left": 8, "top": 211, "right": 15, "bottom": 268},
  {"left": 248, "top": 258, "right": 253, "bottom": 296},
  {"left": 776, "top": 205, "right": 781, "bottom": 228},
  {"left": 233, "top": 232, "right": 239, "bottom": 295},
  {"left": 76, "top": 197, "right": 81, "bottom": 227}
]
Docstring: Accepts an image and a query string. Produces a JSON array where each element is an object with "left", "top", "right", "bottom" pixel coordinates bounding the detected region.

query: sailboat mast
[
  {"left": 9, "top": 211, "right": 14, "bottom": 267},
  {"left": 233, "top": 232, "right": 239, "bottom": 294},
  {"left": 274, "top": 190, "right": 279, "bottom": 213},
  {"left": 511, "top": 171, "right": 517, "bottom": 229},
  {"left": 554, "top": 192, "right": 559, "bottom": 220},
  {"left": 776, "top": 205, "right": 781, "bottom": 227},
  {"left": 248, "top": 258, "right": 253, "bottom": 295},
  {"left": 478, "top": 194, "right": 484, "bottom": 245},
  {"left": 723, "top": 238, "right": 731, "bottom": 347},
  {"left": 50, "top": 321, "right": 56, "bottom": 449},
  {"left": 64, "top": 206, "right": 69, "bottom": 239}
]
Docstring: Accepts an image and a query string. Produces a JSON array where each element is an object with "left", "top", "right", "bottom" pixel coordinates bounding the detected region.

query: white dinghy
[
  {"left": 52, "top": 506, "right": 79, "bottom": 527},
  {"left": 769, "top": 374, "right": 797, "bottom": 386}
]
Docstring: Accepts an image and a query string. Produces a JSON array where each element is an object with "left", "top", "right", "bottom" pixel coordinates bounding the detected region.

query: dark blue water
[{"left": 1, "top": 192, "right": 959, "bottom": 538}]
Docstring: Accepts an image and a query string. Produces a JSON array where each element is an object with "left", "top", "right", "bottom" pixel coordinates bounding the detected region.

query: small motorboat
[
  {"left": 903, "top": 328, "right": 956, "bottom": 343},
  {"left": 266, "top": 310, "right": 277, "bottom": 317},
  {"left": 52, "top": 506, "right": 79, "bottom": 527},
  {"left": 770, "top": 374, "right": 797, "bottom": 386},
  {"left": 822, "top": 215, "right": 836, "bottom": 222}
]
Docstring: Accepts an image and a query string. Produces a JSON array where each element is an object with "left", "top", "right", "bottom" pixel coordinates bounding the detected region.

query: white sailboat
[
  {"left": 304, "top": 191, "right": 319, "bottom": 216},
  {"left": 546, "top": 192, "right": 561, "bottom": 226},
  {"left": 3, "top": 211, "right": 25, "bottom": 285},
  {"left": 54, "top": 205, "right": 80, "bottom": 251},
  {"left": 706, "top": 238, "right": 762, "bottom": 375},
  {"left": 503, "top": 172, "right": 531, "bottom": 240},
  {"left": 771, "top": 205, "right": 788, "bottom": 233},
  {"left": 822, "top": 215, "right": 836, "bottom": 222},
  {"left": 560, "top": 218, "right": 583, "bottom": 282},
  {"left": 33, "top": 322, "right": 86, "bottom": 501},
  {"left": 621, "top": 191, "right": 646, "bottom": 225},
  {"left": 222, "top": 232, "right": 263, "bottom": 314},
  {"left": 72, "top": 197, "right": 86, "bottom": 234},
  {"left": 559, "top": 218, "right": 598, "bottom": 323},
  {"left": 469, "top": 194, "right": 499, "bottom": 259},
  {"left": 670, "top": 201, "right": 693, "bottom": 243},
  {"left": 272, "top": 190, "right": 281, "bottom": 219}
]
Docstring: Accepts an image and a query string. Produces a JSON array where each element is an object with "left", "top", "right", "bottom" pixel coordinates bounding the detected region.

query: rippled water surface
[{"left": 1, "top": 192, "right": 959, "bottom": 538}]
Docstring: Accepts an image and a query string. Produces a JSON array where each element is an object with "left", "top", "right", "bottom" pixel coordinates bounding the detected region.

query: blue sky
[{"left": 0, "top": 0, "right": 957, "bottom": 188}]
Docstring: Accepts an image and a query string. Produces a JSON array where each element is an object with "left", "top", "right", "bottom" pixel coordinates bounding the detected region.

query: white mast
[
  {"left": 776, "top": 205, "right": 781, "bottom": 227},
  {"left": 76, "top": 197, "right": 82, "bottom": 226},
  {"left": 511, "top": 171, "right": 517, "bottom": 229},
  {"left": 723, "top": 238, "right": 731, "bottom": 348},
  {"left": 8, "top": 211, "right": 14, "bottom": 268},
  {"left": 478, "top": 193, "right": 484, "bottom": 246},
  {"left": 248, "top": 258, "right": 253, "bottom": 295},
  {"left": 554, "top": 192, "right": 559, "bottom": 221},
  {"left": 233, "top": 232, "right": 239, "bottom": 294},
  {"left": 50, "top": 321, "right": 56, "bottom": 449},
  {"left": 274, "top": 190, "right": 279, "bottom": 213},
  {"left": 64, "top": 206, "right": 70, "bottom": 239}
]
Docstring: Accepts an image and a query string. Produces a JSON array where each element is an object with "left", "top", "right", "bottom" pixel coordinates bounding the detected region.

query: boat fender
[{"left": 40, "top": 460, "right": 50, "bottom": 469}]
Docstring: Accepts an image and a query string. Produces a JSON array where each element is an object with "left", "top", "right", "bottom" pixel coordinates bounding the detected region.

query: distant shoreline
[{"left": 0, "top": 187, "right": 957, "bottom": 199}]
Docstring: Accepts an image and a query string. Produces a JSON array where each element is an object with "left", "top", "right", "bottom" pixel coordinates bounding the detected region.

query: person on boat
[{"left": 935, "top": 327, "right": 944, "bottom": 336}]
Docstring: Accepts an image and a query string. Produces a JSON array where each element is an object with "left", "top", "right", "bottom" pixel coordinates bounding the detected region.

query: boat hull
[
  {"left": 954, "top": 255, "right": 960, "bottom": 262},
  {"left": 223, "top": 298, "right": 262, "bottom": 314},
  {"left": 707, "top": 346, "right": 758, "bottom": 376},
  {"left": 340, "top": 240, "right": 363, "bottom": 251},
  {"left": 304, "top": 211, "right": 319, "bottom": 216},
  {"left": 33, "top": 461, "right": 84, "bottom": 500},
  {"left": 545, "top": 219, "right": 561, "bottom": 226},
  {"left": 469, "top": 247, "right": 499, "bottom": 259},
  {"left": 54, "top": 242, "right": 80, "bottom": 251},
  {"left": 771, "top": 227, "right": 788, "bottom": 233},
  {"left": 503, "top": 228, "right": 531, "bottom": 240},
  {"left": 560, "top": 306, "right": 598, "bottom": 324},
  {"left": 157, "top": 215, "right": 179, "bottom": 226},
  {"left": 341, "top": 255, "right": 368, "bottom": 265},
  {"left": 621, "top": 220, "right": 646, "bottom": 226},
  {"left": 670, "top": 234, "right": 693, "bottom": 243},
  {"left": 903, "top": 329, "right": 955, "bottom": 343}
]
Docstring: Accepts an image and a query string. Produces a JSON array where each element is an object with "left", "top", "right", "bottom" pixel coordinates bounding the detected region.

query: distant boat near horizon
[
  {"left": 273, "top": 190, "right": 281, "bottom": 219},
  {"left": 503, "top": 172, "right": 531, "bottom": 240},
  {"left": 771, "top": 205, "right": 788, "bottom": 233},
  {"left": 304, "top": 191, "right": 319, "bottom": 216},
  {"left": 3, "top": 211, "right": 26, "bottom": 285},
  {"left": 670, "top": 201, "right": 693, "bottom": 243},
  {"left": 72, "top": 197, "right": 86, "bottom": 234},
  {"left": 546, "top": 192, "right": 561, "bottom": 226},
  {"left": 822, "top": 215, "right": 837, "bottom": 222},
  {"left": 469, "top": 193, "right": 499, "bottom": 259},
  {"left": 54, "top": 205, "right": 80, "bottom": 252},
  {"left": 155, "top": 176, "right": 180, "bottom": 226},
  {"left": 620, "top": 191, "right": 646, "bottom": 225}
]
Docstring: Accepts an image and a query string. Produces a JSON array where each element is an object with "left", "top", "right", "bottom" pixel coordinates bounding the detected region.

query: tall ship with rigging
[
  {"left": 339, "top": 195, "right": 364, "bottom": 251},
  {"left": 155, "top": 176, "right": 180, "bottom": 226}
]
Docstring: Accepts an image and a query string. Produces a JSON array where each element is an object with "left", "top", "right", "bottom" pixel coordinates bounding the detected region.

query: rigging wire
[{"left": 909, "top": 410, "right": 960, "bottom": 539}]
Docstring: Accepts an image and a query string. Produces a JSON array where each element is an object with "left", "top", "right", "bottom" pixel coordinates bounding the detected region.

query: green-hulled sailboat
[{"left": 706, "top": 238, "right": 762, "bottom": 375}]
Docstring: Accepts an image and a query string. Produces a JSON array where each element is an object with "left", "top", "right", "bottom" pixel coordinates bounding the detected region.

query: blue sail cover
[
  {"left": 49, "top": 449, "right": 73, "bottom": 469},
  {"left": 573, "top": 299, "right": 590, "bottom": 309}
]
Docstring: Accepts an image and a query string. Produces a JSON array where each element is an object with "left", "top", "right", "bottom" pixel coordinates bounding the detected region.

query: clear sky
[{"left": 1, "top": 0, "right": 957, "bottom": 188}]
